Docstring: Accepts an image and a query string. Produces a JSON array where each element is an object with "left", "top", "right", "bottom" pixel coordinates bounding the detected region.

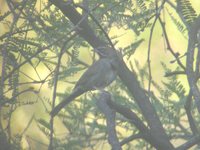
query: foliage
[
  {"left": 0, "top": 0, "right": 200, "bottom": 149},
  {"left": 176, "top": 0, "right": 197, "bottom": 25}
]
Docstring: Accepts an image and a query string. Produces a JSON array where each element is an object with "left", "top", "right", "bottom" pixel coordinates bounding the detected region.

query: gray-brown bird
[{"left": 51, "top": 49, "right": 116, "bottom": 117}]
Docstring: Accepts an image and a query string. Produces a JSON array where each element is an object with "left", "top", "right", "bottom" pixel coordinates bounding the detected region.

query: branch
[
  {"left": 158, "top": 17, "right": 186, "bottom": 70},
  {"left": 183, "top": 24, "right": 200, "bottom": 140},
  {"left": 176, "top": 135, "right": 200, "bottom": 150},
  {"left": 184, "top": 91, "right": 198, "bottom": 135},
  {"left": 96, "top": 92, "right": 121, "bottom": 150},
  {"left": 186, "top": 17, "right": 200, "bottom": 113},
  {"left": 165, "top": 1, "right": 200, "bottom": 113},
  {"left": 107, "top": 96, "right": 169, "bottom": 149},
  {"left": 147, "top": 0, "right": 167, "bottom": 96}
]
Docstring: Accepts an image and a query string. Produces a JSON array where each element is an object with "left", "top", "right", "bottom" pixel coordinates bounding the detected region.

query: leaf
[
  {"left": 136, "top": 0, "right": 147, "bottom": 11},
  {"left": 59, "top": 66, "right": 84, "bottom": 80},
  {"left": 123, "top": 39, "right": 144, "bottom": 59},
  {"left": 177, "top": 0, "right": 197, "bottom": 25},
  {"left": 167, "top": 9, "right": 187, "bottom": 38},
  {"left": 37, "top": 119, "right": 51, "bottom": 130}
]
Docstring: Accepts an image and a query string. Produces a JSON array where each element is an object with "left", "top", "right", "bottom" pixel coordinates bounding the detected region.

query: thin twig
[
  {"left": 158, "top": 17, "right": 186, "bottom": 71},
  {"left": 147, "top": 0, "right": 159, "bottom": 98},
  {"left": 0, "top": 88, "right": 36, "bottom": 106},
  {"left": 3, "top": 34, "right": 68, "bottom": 82},
  {"left": 147, "top": 0, "right": 167, "bottom": 98},
  {"left": 0, "top": 28, "right": 32, "bottom": 41},
  {"left": 48, "top": 34, "right": 76, "bottom": 150},
  {"left": 75, "top": 3, "right": 115, "bottom": 50}
]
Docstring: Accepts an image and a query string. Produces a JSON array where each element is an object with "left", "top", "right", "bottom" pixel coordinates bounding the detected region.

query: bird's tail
[{"left": 50, "top": 89, "right": 84, "bottom": 117}]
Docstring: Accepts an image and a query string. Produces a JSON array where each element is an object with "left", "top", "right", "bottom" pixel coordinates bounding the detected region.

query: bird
[{"left": 50, "top": 49, "right": 117, "bottom": 117}]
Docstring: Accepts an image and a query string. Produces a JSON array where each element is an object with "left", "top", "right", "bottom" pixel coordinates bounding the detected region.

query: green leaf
[{"left": 123, "top": 39, "right": 144, "bottom": 59}]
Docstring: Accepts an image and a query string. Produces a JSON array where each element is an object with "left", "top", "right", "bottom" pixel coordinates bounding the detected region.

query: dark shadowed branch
[{"left": 96, "top": 92, "right": 122, "bottom": 150}]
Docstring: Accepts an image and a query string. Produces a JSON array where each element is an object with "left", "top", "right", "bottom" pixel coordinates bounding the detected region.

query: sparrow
[{"left": 51, "top": 49, "right": 116, "bottom": 117}]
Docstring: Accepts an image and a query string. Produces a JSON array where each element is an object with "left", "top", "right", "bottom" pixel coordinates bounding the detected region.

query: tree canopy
[{"left": 0, "top": 0, "right": 200, "bottom": 149}]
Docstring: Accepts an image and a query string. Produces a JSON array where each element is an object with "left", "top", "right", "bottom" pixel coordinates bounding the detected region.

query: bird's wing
[{"left": 74, "top": 59, "right": 107, "bottom": 90}]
